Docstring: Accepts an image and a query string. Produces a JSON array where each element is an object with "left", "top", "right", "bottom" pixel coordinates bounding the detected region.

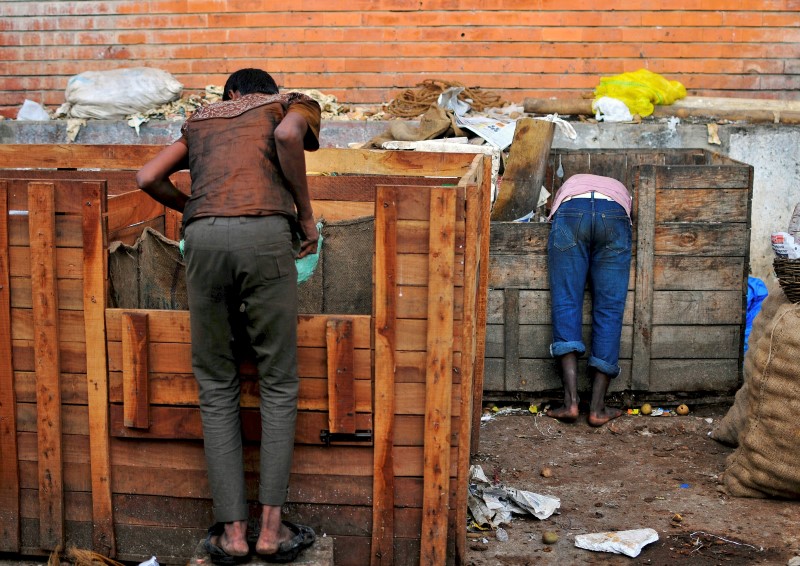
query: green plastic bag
[
  {"left": 594, "top": 69, "right": 686, "bottom": 117},
  {"left": 296, "top": 221, "right": 323, "bottom": 283}
]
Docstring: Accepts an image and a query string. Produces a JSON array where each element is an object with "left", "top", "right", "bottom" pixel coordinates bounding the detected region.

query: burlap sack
[
  {"left": 721, "top": 291, "right": 800, "bottom": 499},
  {"left": 108, "top": 227, "right": 187, "bottom": 310},
  {"left": 711, "top": 286, "right": 787, "bottom": 446}
]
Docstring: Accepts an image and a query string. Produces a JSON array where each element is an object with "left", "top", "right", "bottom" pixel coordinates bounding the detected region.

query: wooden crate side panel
[
  {"left": 0, "top": 180, "right": 21, "bottom": 551},
  {"left": 0, "top": 146, "right": 478, "bottom": 178}
]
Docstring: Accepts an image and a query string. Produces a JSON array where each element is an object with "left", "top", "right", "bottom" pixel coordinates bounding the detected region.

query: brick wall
[{"left": 1, "top": 0, "right": 799, "bottom": 118}]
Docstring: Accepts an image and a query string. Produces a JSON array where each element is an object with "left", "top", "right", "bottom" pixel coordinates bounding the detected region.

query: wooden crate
[
  {"left": 486, "top": 149, "right": 753, "bottom": 396},
  {"left": 0, "top": 145, "right": 492, "bottom": 565}
]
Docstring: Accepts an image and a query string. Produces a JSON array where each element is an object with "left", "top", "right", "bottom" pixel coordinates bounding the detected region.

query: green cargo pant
[{"left": 184, "top": 215, "right": 298, "bottom": 523}]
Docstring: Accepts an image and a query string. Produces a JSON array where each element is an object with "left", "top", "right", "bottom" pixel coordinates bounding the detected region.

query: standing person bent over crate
[
  {"left": 545, "top": 174, "right": 632, "bottom": 427},
  {"left": 136, "top": 68, "right": 320, "bottom": 563}
]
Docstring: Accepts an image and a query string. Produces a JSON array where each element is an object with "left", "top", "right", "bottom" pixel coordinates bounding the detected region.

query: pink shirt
[{"left": 547, "top": 174, "right": 632, "bottom": 220}]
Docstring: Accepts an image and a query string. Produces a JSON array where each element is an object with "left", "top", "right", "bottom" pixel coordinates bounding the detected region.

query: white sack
[{"left": 64, "top": 68, "right": 183, "bottom": 120}]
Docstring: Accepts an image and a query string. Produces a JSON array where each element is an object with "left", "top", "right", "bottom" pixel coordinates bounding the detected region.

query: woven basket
[{"left": 774, "top": 257, "right": 800, "bottom": 304}]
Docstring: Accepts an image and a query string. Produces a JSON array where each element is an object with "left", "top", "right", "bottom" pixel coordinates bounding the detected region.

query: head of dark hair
[{"left": 223, "top": 68, "right": 279, "bottom": 100}]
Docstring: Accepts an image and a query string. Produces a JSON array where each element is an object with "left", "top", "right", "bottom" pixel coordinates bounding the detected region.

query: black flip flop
[
  {"left": 257, "top": 521, "right": 316, "bottom": 563},
  {"left": 204, "top": 523, "right": 251, "bottom": 566}
]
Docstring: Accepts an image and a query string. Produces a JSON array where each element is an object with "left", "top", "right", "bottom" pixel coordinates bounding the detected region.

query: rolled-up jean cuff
[
  {"left": 213, "top": 503, "right": 249, "bottom": 524},
  {"left": 550, "top": 341, "right": 586, "bottom": 358},
  {"left": 588, "top": 355, "right": 621, "bottom": 378}
]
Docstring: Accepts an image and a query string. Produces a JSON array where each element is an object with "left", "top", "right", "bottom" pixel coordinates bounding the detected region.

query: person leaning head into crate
[
  {"left": 545, "top": 174, "right": 632, "bottom": 427},
  {"left": 136, "top": 68, "right": 319, "bottom": 563}
]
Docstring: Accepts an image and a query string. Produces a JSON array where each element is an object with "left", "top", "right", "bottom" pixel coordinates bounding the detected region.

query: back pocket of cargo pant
[
  {"left": 549, "top": 213, "right": 581, "bottom": 252},
  {"left": 257, "top": 249, "right": 296, "bottom": 281}
]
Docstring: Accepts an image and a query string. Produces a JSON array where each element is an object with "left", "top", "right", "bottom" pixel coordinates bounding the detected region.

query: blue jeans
[{"left": 547, "top": 195, "right": 632, "bottom": 378}]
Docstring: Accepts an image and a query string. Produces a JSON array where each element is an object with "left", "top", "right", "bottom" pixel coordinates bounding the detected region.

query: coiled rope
[{"left": 386, "top": 79, "right": 507, "bottom": 118}]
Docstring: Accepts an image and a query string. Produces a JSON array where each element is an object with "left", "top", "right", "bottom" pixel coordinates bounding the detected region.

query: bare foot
[
  {"left": 212, "top": 521, "right": 249, "bottom": 556},
  {"left": 587, "top": 406, "right": 623, "bottom": 427},
  {"left": 546, "top": 404, "right": 580, "bottom": 423},
  {"left": 256, "top": 522, "right": 294, "bottom": 555}
]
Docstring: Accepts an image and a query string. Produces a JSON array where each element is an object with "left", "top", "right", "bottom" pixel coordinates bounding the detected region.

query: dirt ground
[{"left": 465, "top": 402, "right": 800, "bottom": 566}]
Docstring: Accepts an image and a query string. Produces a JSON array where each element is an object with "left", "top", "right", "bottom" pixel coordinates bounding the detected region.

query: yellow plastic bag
[{"left": 594, "top": 69, "right": 686, "bottom": 117}]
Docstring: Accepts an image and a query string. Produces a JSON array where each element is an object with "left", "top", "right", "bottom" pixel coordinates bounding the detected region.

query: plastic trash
[
  {"left": 17, "top": 99, "right": 50, "bottom": 121},
  {"left": 593, "top": 96, "right": 633, "bottom": 122},
  {"left": 594, "top": 69, "right": 686, "bottom": 117},
  {"left": 575, "top": 528, "right": 659, "bottom": 558},
  {"left": 296, "top": 221, "right": 324, "bottom": 283},
  {"left": 744, "top": 277, "right": 768, "bottom": 353},
  {"left": 495, "top": 527, "right": 509, "bottom": 542},
  {"left": 138, "top": 557, "right": 159, "bottom": 566}
]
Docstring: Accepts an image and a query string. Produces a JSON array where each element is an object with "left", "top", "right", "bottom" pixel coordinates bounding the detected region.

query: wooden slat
[
  {"left": 105, "top": 190, "right": 166, "bottom": 233},
  {"left": 655, "top": 188, "right": 749, "bottom": 223},
  {"left": 81, "top": 181, "right": 115, "bottom": 556},
  {"left": 10, "top": 277, "right": 85, "bottom": 311},
  {"left": 371, "top": 185, "right": 397, "bottom": 566},
  {"left": 122, "top": 311, "right": 149, "bottom": 429},
  {"left": 0, "top": 146, "right": 479, "bottom": 178},
  {"left": 656, "top": 164, "right": 751, "bottom": 189},
  {"left": 0, "top": 180, "right": 20, "bottom": 551},
  {"left": 326, "top": 318, "right": 356, "bottom": 435},
  {"left": 470, "top": 155, "right": 492, "bottom": 455},
  {"left": 11, "top": 309, "right": 85, "bottom": 342},
  {"left": 654, "top": 223, "right": 748, "bottom": 256},
  {"left": 28, "top": 182, "right": 64, "bottom": 549},
  {"left": 8, "top": 247, "right": 84, "bottom": 279},
  {"left": 632, "top": 166, "right": 656, "bottom": 390},
  {"left": 456, "top": 179, "right": 485, "bottom": 564},
  {"left": 502, "top": 288, "right": 520, "bottom": 392},
  {"left": 420, "top": 187, "right": 456, "bottom": 566}
]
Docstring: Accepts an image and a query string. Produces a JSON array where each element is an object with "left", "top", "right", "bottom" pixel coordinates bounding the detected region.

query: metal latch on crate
[{"left": 320, "top": 429, "right": 373, "bottom": 446}]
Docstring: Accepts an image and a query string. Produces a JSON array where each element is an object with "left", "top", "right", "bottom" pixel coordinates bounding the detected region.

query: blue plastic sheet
[{"left": 744, "top": 276, "right": 769, "bottom": 353}]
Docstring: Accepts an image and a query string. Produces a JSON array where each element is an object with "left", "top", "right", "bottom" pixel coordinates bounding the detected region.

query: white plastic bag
[
  {"left": 63, "top": 68, "right": 183, "bottom": 119},
  {"left": 592, "top": 96, "right": 633, "bottom": 122},
  {"left": 17, "top": 99, "right": 51, "bottom": 121}
]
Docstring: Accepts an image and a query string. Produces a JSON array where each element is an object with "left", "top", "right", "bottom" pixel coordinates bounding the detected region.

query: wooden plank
[
  {"left": 656, "top": 164, "right": 751, "bottom": 189},
  {"left": 106, "top": 310, "right": 372, "bottom": 348},
  {"left": 653, "top": 256, "right": 744, "bottom": 291},
  {"left": 11, "top": 339, "right": 87, "bottom": 374},
  {"left": 8, "top": 215, "right": 86, "bottom": 248},
  {"left": 489, "top": 254, "right": 637, "bottom": 290},
  {"left": 502, "top": 288, "right": 520, "bottom": 392},
  {"left": 470, "top": 154, "right": 492, "bottom": 454},
  {"left": 105, "top": 190, "right": 165, "bottom": 233},
  {"left": 11, "top": 309, "right": 85, "bottom": 342},
  {"left": 27, "top": 182, "right": 64, "bottom": 549},
  {"left": 652, "top": 291, "right": 743, "bottom": 325},
  {"left": 306, "top": 148, "right": 478, "bottom": 178},
  {"left": 326, "top": 318, "right": 356, "bottom": 435},
  {"left": 420, "top": 187, "right": 456, "bottom": 566},
  {"left": 396, "top": 219, "right": 466, "bottom": 254},
  {"left": 648, "top": 359, "right": 741, "bottom": 392},
  {"left": 491, "top": 118, "right": 555, "bottom": 221},
  {"left": 109, "top": 405, "right": 373, "bottom": 444},
  {"left": 16, "top": 403, "right": 88, "bottom": 436},
  {"left": 486, "top": 324, "right": 634, "bottom": 360},
  {"left": 122, "top": 312, "right": 149, "bottom": 429},
  {"left": 371, "top": 185, "right": 397, "bottom": 566},
  {"left": 10, "top": 277, "right": 85, "bottom": 311},
  {"left": 308, "top": 174, "right": 458, "bottom": 202},
  {"left": 0, "top": 180, "right": 20, "bottom": 551},
  {"left": 164, "top": 208, "right": 182, "bottom": 241},
  {"left": 81, "top": 181, "right": 115, "bottom": 556},
  {"left": 313, "top": 200, "right": 374, "bottom": 221},
  {"left": 650, "top": 326, "right": 740, "bottom": 359},
  {"left": 489, "top": 222, "right": 550, "bottom": 254},
  {"left": 632, "top": 166, "right": 656, "bottom": 390},
  {"left": 485, "top": 358, "right": 634, "bottom": 394},
  {"left": 8, "top": 247, "right": 84, "bottom": 279},
  {"left": 14, "top": 371, "right": 88, "bottom": 405},
  {"left": 456, "top": 180, "right": 483, "bottom": 564},
  {"left": 654, "top": 223, "right": 749, "bottom": 256},
  {"left": 108, "top": 217, "right": 165, "bottom": 246},
  {"left": 485, "top": 290, "right": 635, "bottom": 326},
  {"left": 655, "top": 188, "right": 749, "bottom": 223}
]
